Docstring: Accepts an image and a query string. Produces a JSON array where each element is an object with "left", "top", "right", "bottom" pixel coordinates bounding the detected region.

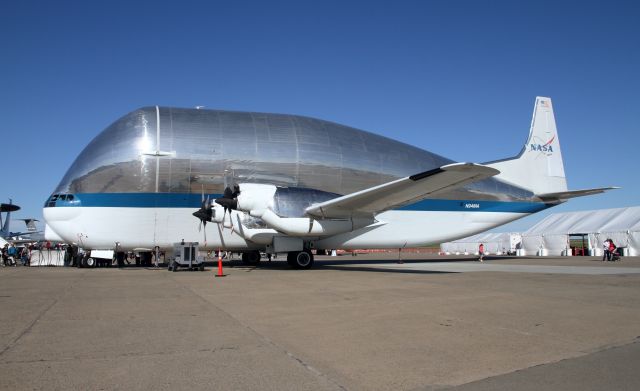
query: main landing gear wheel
[
  {"left": 83, "top": 256, "right": 96, "bottom": 268},
  {"left": 241, "top": 250, "right": 261, "bottom": 265},
  {"left": 287, "top": 250, "right": 314, "bottom": 269}
]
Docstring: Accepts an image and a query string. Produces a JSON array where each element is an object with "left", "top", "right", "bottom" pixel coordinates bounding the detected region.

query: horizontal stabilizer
[
  {"left": 536, "top": 187, "right": 620, "bottom": 202},
  {"left": 306, "top": 163, "right": 500, "bottom": 218}
]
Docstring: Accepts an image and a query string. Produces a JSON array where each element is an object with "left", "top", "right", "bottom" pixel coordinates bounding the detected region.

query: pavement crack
[
  {"left": 0, "top": 346, "right": 240, "bottom": 364},
  {"left": 167, "top": 274, "right": 349, "bottom": 391}
]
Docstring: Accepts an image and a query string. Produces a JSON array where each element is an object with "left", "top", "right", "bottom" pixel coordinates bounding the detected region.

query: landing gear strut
[{"left": 287, "top": 250, "right": 314, "bottom": 269}]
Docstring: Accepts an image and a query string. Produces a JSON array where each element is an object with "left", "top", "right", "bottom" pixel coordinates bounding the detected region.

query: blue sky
[{"left": 2, "top": 0, "right": 639, "bottom": 234}]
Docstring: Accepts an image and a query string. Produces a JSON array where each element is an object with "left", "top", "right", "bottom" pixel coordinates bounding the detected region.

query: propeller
[
  {"left": 215, "top": 184, "right": 240, "bottom": 213},
  {"left": 192, "top": 184, "right": 241, "bottom": 242},
  {"left": 192, "top": 188, "right": 213, "bottom": 244},
  {"left": 214, "top": 184, "right": 240, "bottom": 234}
]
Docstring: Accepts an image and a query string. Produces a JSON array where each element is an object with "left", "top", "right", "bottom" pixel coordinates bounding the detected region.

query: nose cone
[
  {"left": 45, "top": 223, "right": 64, "bottom": 242},
  {"left": 43, "top": 205, "right": 82, "bottom": 244}
]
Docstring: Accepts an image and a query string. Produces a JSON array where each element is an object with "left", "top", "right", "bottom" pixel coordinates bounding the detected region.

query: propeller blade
[{"left": 203, "top": 224, "right": 207, "bottom": 245}]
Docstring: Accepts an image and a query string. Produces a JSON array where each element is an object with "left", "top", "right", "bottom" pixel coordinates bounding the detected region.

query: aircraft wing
[
  {"left": 6, "top": 230, "right": 43, "bottom": 238},
  {"left": 305, "top": 163, "right": 500, "bottom": 218},
  {"left": 535, "top": 187, "right": 620, "bottom": 202},
  {"left": 6, "top": 238, "right": 40, "bottom": 245}
]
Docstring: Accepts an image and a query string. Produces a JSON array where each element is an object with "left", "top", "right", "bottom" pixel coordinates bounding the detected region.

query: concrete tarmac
[{"left": 1, "top": 255, "right": 639, "bottom": 390}]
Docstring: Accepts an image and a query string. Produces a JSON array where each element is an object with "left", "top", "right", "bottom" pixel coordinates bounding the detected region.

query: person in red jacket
[{"left": 609, "top": 239, "right": 618, "bottom": 261}]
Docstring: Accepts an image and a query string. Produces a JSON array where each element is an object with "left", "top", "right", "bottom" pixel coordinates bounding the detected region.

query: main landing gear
[
  {"left": 238, "top": 249, "right": 314, "bottom": 269},
  {"left": 241, "top": 250, "right": 261, "bottom": 265},
  {"left": 287, "top": 250, "right": 314, "bottom": 269}
]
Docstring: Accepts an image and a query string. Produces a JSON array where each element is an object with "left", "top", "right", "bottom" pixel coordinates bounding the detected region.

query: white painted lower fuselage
[{"left": 44, "top": 206, "right": 527, "bottom": 251}]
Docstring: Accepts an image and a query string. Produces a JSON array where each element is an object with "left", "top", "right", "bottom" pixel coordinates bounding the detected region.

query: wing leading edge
[{"left": 305, "top": 163, "right": 500, "bottom": 219}]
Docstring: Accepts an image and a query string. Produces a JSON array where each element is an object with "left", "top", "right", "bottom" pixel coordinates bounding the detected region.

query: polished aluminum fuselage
[{"left": 54, "top": 107, "right": 532, "bottom": 203}]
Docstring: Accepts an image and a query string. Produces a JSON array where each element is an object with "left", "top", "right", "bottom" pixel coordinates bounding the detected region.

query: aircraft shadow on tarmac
[{"left": 218, "top": 258, "right": 459, "bottom": 275}]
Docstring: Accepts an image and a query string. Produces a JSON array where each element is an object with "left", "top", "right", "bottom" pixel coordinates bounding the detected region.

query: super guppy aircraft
[{"left": 44, "top": 97, "right": 614, "bottom": 268}]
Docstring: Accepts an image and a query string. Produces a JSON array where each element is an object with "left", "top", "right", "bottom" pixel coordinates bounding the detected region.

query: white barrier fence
[{"left": 29, "top": 250, "right": 65, "bottom": 266}]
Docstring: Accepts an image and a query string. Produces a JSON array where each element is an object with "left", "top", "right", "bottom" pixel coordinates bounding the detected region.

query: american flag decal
[{"left": 540, "top": 100, "right": 549, "bottom": 108}]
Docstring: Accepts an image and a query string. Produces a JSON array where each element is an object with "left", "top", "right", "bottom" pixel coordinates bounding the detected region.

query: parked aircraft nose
[{"left": 45, "top": 224, "right": 64, "bottom": 242}]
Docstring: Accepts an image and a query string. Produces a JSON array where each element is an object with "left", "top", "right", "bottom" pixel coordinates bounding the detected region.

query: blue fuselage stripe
[
  {"left": 397, "top": 199, "right": 548, "bottom": 213},
  {"left": 45, "top": 193, "right": 550, "bottom": 214}
]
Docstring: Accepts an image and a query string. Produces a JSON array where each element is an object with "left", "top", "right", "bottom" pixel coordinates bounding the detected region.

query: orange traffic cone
[{"left": 215, "top": 250, "right": 226, "bottom": 277}]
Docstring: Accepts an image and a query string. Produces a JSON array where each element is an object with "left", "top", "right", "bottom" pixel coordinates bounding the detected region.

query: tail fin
[
  {"left": 0, "top": 199, "right": 21, "bottom": 239},
  {"left": 0, "top": 212, "right": 8, "bottom": 237},
  {"left": 18, "top": 218, "right": 39, "bottom": 232},
  {"left": 487, "top": 97, "right": 568, "bottom": 195}
]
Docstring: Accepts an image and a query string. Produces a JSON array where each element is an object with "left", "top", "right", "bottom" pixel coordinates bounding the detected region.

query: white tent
[
  {"left": 521, "top": 206, "right": 640, "bottom": 256},
  {"left": 441, "top": 232, "right": 521, "bottom": 255}
]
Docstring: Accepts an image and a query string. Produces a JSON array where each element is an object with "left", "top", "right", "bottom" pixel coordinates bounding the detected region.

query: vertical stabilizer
[
  {"left": 0, "top": 212, "right": 7, "bottom": 237},
  {"left": 0, "top": 200, "right": 13, "bottom": 238},
  {"left": 19, "top": 218, "right": 39, "bottom": 232},
  {"left": 487, "top": 97, "right": 568, "bottom": 195}
]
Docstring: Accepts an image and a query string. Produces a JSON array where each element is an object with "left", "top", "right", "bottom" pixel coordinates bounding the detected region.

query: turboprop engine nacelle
[
  {"left": 234, "top": 183, "right": 375, "bottom": 237},
  {"left": 235, "top": 183, "right": 277, "bottom": 216},
  {"left": 210, "top": 203, "right": 226, "bottom": 224}
]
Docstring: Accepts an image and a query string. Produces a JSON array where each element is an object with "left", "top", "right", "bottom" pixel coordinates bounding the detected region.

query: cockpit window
[{"left": 45, "top": 193, "right": 78, "bottom": 207}]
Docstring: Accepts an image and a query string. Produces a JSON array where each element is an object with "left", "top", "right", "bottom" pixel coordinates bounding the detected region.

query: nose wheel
[{"left": 287, "top": 250, "right": 314, "bottom": 269}]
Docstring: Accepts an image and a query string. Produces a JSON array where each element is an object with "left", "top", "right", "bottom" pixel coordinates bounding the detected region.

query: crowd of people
[
  {"left": 1, "top": 242, "right": 166, "bottom": 268},
  {"left": 1, "top": 243, "right": 34, "bottom": 266}
]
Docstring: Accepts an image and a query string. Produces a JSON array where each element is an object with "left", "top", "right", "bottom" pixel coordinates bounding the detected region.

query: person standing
[
  {"left": 478, "top": 243, "right": 485, "bottom": 262},
  {"left": 116, "top": 251, "right": 125, "bottom": 268},
  {"left": 609, "top": 239, "right": 617, "bottom": 261},
  {"left": 1, "top": 244, "right": 7, "bottom": 266},
  {"left": 20, "top": 246, "right": 30, "bottom": 266},
  {"left": 602, "top": 239, "right": 611, "bottom": 261},
  {"left": 7, "top": 244, "right": 17, "bottom": 266}
]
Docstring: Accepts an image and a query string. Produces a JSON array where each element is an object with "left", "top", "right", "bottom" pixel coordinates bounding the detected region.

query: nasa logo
[
  {"left": 529, "top": 135, "right": 555, "bottom": 156},
  {"left": 529, "top": 144, "right": 554, "bottom": 153}
]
